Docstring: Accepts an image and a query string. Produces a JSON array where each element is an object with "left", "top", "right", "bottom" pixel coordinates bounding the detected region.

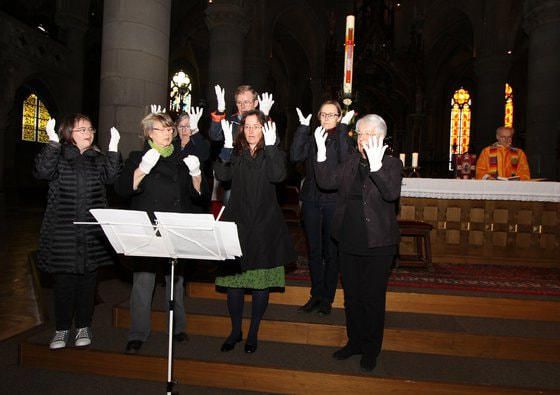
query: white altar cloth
[{"left": 400, "top": 178, "right": 560, "bottom": 203}]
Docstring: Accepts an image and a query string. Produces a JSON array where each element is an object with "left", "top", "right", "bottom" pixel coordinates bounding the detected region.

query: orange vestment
[{"left": 475, "top": 144, "right": 531, "bottom": 180}]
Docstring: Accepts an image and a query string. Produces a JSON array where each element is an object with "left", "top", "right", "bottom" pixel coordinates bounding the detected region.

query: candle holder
[{"left": 404, "top": 167, "right": 421, "bottom": 178}]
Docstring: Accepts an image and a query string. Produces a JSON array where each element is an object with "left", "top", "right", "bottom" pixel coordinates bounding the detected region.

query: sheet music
[{"left": 89, "top": 209, "right": 242, "bottom": 260}]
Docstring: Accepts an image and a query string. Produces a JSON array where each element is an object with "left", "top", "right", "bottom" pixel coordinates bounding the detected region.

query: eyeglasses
[
  {"left": 244, "top": 125, "right": 262, "bottom": 131},
  {"left": 497, "top": 135, "right": 512, "bottom": 141},
  {"left": 357, "top": 130, "right": 382, "bottom": 137},
  {"left": 236, "top": 100, "right": 254, "bottom": 106},
  {"left": 319, "top": 112, "right": 339, "bottom": 119},
  {"left": 177, "top": 126, "right": 191, "bottom": 131},
  {"left": 73, "top": 128, "right": 96, "bottom": 135},
  {"left": 153, "top": 127, "right": 174, "bottom": 134}
]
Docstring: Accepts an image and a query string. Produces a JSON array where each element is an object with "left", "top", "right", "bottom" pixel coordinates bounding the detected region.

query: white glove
[
  {"left": 221, "top": 119, "right": 233, "bottom": 148},
  {"left": 46, "top": 118, "right": 59, "bottom": 143},
  {"left": 262, "top": 121, "right": 277, "bottom": 146},
  {"left": 108, "top": 127, "right": 120, "bottom": 152},
  {"left": 215, "top": 84, "right": 225, "bottom": 112},
  {"left": 188, "top": 106, "right": 203, "bottom": 135},
  {"left": 258, "top": 92, "right": 275, "bottom": 116},
  {"left": 341, "top": 110, "right": 355, "bottom": 125},
  {"left": 314, "top": 126, "right": 327, "bottom": 162},
  {"left": 296, "top": 108, "right": 311, "bottom": 126},
  {"left": 138, "top": 148, "right": 161, "bottom": 175},
  {"left": 150, "top": 104, "right": 166, "bottom": 114},
  {"left": 183, "top": 155, "right": 201, "bottom": 177},
  {"left": 363, "top": 135, "right": 388, "bottom": 172}
]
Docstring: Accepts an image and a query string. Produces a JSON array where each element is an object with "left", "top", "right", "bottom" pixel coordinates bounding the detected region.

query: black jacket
[
  {"left": 315, "top": 152, "right": 402, "bottom": 248},
  {"left": 33, "top": 142, "right": 122, "bottom": 274},
  {"left": 290, "top": 123, "right": 352, "bottom": 202},
  {"left": 214, "top": 146, "right": 297, "bottom": 272}
]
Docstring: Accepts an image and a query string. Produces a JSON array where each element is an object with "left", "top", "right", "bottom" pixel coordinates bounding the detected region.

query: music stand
[{"left": 86, "top": 209, "right": 242, "bottom": 395}]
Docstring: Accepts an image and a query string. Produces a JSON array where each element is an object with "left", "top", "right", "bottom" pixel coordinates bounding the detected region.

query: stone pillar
[
  {"left": 244, "top": 54, "right": 269, "bottom": 93},
  {"left": 205, "top": 1, "right": 247, "bottom": 112},
  {"left": 55, "top": 1, "right": 89, "bottom": 113},
  {"left": 98, "top": 0, "right": 171, "bottom": 158},
  {"left": 523, "top": 0, "right": 560, "bottom": 179},
  {"left": 472, "top": 55, "right": 510, "bottom": 156}
]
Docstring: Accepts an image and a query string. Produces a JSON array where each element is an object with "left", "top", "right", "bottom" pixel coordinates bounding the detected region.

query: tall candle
[
  {"left": 412, "top": 152, "right": 419, "bottom": 168},
  {"left": 399, "top": 153, "right": 406, "bottom": 167},
  {"left": 343, "top": 15, "right": 355, "bottom": 95}
]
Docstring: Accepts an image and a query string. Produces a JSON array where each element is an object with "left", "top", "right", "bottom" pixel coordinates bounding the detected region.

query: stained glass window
[
  {"left": 504, "top": 83, "right": 513, "bottom": 128},
  {"left": 449, "top": 88, "right": 471, "bottom": 170},
  {"left": 22, "top": 94, "right": 51, "bottom": 143},
  {"left": 169, "top": 71, "right": 192, "bottom": 114}
]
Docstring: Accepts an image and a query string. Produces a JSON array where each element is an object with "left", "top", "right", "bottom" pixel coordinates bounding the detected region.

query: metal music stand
[{"left": 84, "top": 209, "right": 242, "bottom": 395}]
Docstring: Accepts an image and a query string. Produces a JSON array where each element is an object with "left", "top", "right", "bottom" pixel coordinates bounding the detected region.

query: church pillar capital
[{"left": 523, "top": 0, "right": 560, "bottom": 34}]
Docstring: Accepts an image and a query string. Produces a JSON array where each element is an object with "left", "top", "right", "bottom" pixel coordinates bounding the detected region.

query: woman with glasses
[
  {"left": 290, "top": 100, "right": 354, "bottom": 316},
  {"left": 115, "top": 110, "right": 208, "bottom": 354},
  {"left": 176, "top": 106, "right": 210, "bottom": 163},
  {"left": 33, "top": 114, "right": 122, "bottom": 349},
  {"left": 214, "top": 110, "right": 296, "bottom": 354}
]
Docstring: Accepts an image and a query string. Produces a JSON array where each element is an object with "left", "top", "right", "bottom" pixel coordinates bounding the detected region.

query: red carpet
[
  {"left": 287, "top": 224, "right": 560, "bottom": 296},
  {"left": 285, "top": 257, "right": 560, "bottom": 296}
]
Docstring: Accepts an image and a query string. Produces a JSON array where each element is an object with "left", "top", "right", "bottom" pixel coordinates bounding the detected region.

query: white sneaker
[
  {"left": 49, "top": 330, "right": 70, "bottom": 349},
  {"left": 75, "top": 327, "right": 92, "bottom": 347}
]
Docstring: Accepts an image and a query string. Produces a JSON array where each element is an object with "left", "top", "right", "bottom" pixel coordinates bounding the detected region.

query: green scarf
[{"left": 148, "top": 140, "right": 174, "bottom": 157}]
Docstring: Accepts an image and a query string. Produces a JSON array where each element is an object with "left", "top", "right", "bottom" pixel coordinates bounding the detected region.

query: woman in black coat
[
  {"left": 33, "top": 114, "right": 122, "bottom": 350},
  {"left": 114, "top": 110, "right": 207, "bottom": 354},
  {"left": 314, "top": 114, "right": 402, "bottom": 373},
  {"left": 214, "top": 110, "right": 296, "bottom": 353},
  {"left": 290, "top": 101, "right": 354, "bottom": 316}
]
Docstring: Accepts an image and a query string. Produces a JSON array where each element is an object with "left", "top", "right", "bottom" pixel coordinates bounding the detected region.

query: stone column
[
  {"left": 472, "top": 55, "right": 510, "bottom": 156},
  {"left": 523, "top": 0, "right": 560, "bottom": 179},
  {"left": 55, "top": 1, "right": 89, "bottom": 113},
  {"left": 205, "top": 1, "right": 247, "bottom": 112},
  {"left": 98, "top": 0, "right": 171, "bottom": 157}
]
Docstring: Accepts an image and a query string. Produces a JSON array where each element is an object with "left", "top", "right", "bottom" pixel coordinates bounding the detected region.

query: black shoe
[
  {"left": 244, "top": 343, "right": 257, "bottom": 353},
  {"left": 317, "top": 301, "right": 332, "bottom": 316},
  {"left": 220, "top": 332, "right": 242, "bottom": 352},
  {"left": 125, "top": 340, "right": 143, "bottom": 354},
  {"left": 332, "top": 344, "right": 361, "bottom": 360},
  {"left": 360, "top": 355, "right": 377, "bottom": 372},
  {"left": 173, "top": 332, "right": 189, "bottom": 343},
  {"left": 297, "top": 298, "right": 321, "bottom": 313}
]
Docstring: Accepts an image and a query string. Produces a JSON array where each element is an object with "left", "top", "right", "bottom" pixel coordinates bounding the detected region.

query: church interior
[{"left": 0, "top": 0, "right": 559, "bottom": 393}]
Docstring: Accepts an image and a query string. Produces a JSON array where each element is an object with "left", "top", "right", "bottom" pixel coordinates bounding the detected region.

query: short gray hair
[{"left": 356, "top": 114, "right": 387, "bottom": 138}]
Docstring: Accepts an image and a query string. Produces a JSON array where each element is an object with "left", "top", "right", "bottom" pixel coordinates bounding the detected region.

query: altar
[{"left": 398, "top": 179, "right": 560, "bottom": 267}]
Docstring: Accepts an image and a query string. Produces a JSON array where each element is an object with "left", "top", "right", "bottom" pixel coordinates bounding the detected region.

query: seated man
[{"left": 475, "top": 126, "right": 531, "bottom": 180}]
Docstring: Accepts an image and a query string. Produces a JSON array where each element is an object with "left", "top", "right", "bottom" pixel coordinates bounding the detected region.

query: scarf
[
  {"left": 488, "top": 143, "right": 519, "bottom": 177},
  {"left": 148, "top": 140, "right": 174, "bottom": 158}
]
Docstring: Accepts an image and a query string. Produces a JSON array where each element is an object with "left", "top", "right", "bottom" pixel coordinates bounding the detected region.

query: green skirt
[{"left": 215, "top": 266, "right": 285, "bottom": 289}]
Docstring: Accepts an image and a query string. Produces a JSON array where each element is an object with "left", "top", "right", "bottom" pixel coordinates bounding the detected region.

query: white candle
[
  {"left": 399, "top": 153, "right": 406, "bottom": 167},
  {"left": 412, "top": 152, "right": 419, "bottom": 168},
  {"left": 343, "top": 15, "right": 355, "bottom": 95}
]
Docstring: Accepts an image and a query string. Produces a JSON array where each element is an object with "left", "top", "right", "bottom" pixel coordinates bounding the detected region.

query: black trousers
[
  {"left": 52, "top": 271, "right": 97, "bottom": 330},
  {"left": 339, "top": 252, "right": 393, "bottom": 358}
]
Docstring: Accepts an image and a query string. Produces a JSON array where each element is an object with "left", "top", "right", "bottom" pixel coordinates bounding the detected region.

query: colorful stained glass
[
  {"left": 504, "top": 83, "right": 513, "bottom": 128},
  {"left": 22, "top": 93, "right": 51, "bottom": 143},
  {"left": 449, "top": 88, "right": 472, "bottom": 170},
  {"left": 169, "top": 70, "right": 192, "bottom": 114}
]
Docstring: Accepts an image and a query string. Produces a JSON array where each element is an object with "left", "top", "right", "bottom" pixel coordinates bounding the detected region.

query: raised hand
[
  {"left": 262, "top": 121, "right": 277, "bottom": 146},
  {"left": 46, "top": 118, "right": 59, "bottom": 143},
  {"left": 215, "top": 85, "right": 226, "bottom": 112},
  {"left": 138, "top": 148, "right": 161, "bottom": 174},
  {"left": 314, "top": 126, "right": 327, "bottom": 162},
  {"left": 108, "top": 127, "right": 120, "bottom": 152},
  {"left": 150, "top": 104, "right": 166, "bottom": 114},
  {"left": 363, "top": 135, "right": 388, "bottom": 172},
  {"left": 183, "top": 155, "right": 201, "bottom": 177},
  {"left": 258, "top": 92, "right": 275, "bottom": 116},
  {"left": 296, "top": 107, "right": 311, "bottom": 126},
  {"left": 188, "top": 106, "right": 203, "bottom": 134},
  {"left": 341, "top": 110, "right": 355, "bottom": 125},
  {"left": 221, "top": 119, "right": 233, "bottom": 148}
]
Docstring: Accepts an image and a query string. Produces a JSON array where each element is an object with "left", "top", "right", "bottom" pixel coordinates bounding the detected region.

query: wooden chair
[{"left": 396, "top": 220, "right": 433, "bottom": 269}]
